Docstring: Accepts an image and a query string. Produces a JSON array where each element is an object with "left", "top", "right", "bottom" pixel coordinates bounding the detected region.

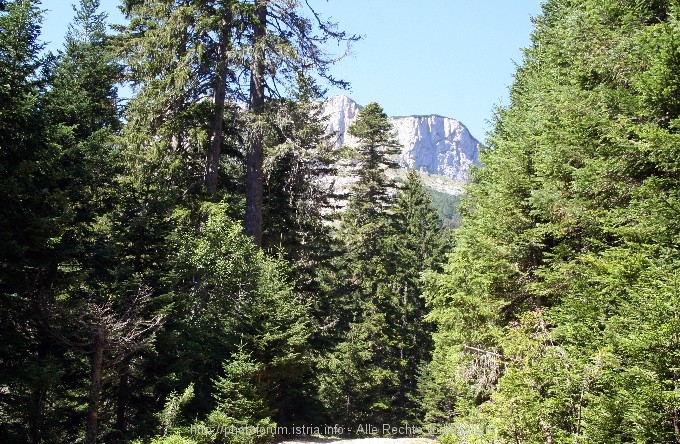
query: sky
[{"left": 41, "top": 0, "right": 544, "bottom": 141}]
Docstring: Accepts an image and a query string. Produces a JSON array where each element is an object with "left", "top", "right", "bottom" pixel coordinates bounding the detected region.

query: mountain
[{"left": 321, "top": 95, "right": 481, "bottom": 195}]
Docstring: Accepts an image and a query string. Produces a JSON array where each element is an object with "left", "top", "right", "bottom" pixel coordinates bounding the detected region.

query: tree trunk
[
  {"left": 29, "top": 388, "right": 44, "bottom": 444},
  {"left": 29, "top": 335, "right": 49, "bottom": 444},
  {"left": 205, "top": 7, "right": 232, "bottom": 194},
  {"left": 244, "top": 0, "right": 267, "bottom": 246},
  {"left": 86, "top": 326, "right": 105, "bottom": 444},
  {"left": 115, "top": 358, "right": 131, "bottom": 437}
]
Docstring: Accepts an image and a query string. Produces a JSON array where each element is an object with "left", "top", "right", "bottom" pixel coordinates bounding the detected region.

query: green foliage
[
  {"left": 0, "top": 0, "right": 460, "bottom": 441},
  {"left": 21, "top": 0, "right": 680, "bottom": 440},
  {"left": 319, "top": 113, "right": 446, "bottom": 428},
  {"left": 426, "top": 187, "right": 461, "bottom": 228},
  {"left": 0, "top": 6, "right": 50, "bottom": 435},
  {"left": 212, "top": 352, "right": 270, "bottom": 427},
  {"left": 317, "top": 312, "right": 399, "bottom": 428},
  {"left": 0, "top": 1, "right": 131, "bottom": 442},
  {"left": 202, "top": 350, "right": 276, "bottom": 444},
  {"left": 437, "top": 421, "right": 498, "bottom": 444},
  {"left": 424, "top": 0, "right": 680, "bottom": 442},
  {"left": 317, "top": 102, "right": 401, "bottom": 427},
  {"left": 344, "top": 102, "right": 401, "bottom": 228},
  {"left": 262, "top": 81, "right": 340, "bottom": 301},
  {"left": 119, "top": 0, "right": 226, "bottom": 196},
  {"left": 160, "top": 202, "right": 311, "bottom": 428},
  {"left": 159, "top": 384, "right": 195, "bottom": 437}
]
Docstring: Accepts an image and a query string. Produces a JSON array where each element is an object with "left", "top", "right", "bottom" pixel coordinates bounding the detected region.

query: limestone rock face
[
  {"left": 322, "top": 95, "right": 361, "bottom": 148},
  {"left": 392, "top": 114, "right": 479, "bottom": 183},
  {"left": 322, "top": 95, "right": 481, "bottom": 192}
]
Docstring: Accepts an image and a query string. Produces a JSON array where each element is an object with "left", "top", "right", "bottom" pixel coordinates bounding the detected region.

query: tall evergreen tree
[
  {"left": 261, "top": 85, "right": 344, "bottom": 420},
  {"left": 341, "top": 102, "right": 401, "bottom": 262},
  {"left": 262, "top": 78, "right": 340, "bottom": 299},
  {"left": 386, "top": 169, "right": 445, "bottom": 423},
  {"left": 120, "top": 0, "right": 235, "bottom": 199},
  {"left": 424, "top": 1, "right": 680, "bottom": 442},
  {"left": 141, "top": 202, "right": 312, "bottom": 442},
  {"left": 339, "top": 101, "right": 401, "bottom": 332},
  {"left": 121, "top": 0, "right": 357, "bottom": 246},
  {"left": 38, "top": 2, "right": 167, "bottom": 443},
  {"left": 318, "top": 102, "right": 403, "bottom": 427},
  {"left": 0, "top": 2, "right": 64, "bottom": 442},
  {"left": 239, "top": 0, "right": 358, "bottom": 246}
]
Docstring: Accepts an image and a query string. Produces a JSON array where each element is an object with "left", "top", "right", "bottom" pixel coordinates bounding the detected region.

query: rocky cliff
[{"left": 322, "top": 95, "right": 481, "bottom": 194}]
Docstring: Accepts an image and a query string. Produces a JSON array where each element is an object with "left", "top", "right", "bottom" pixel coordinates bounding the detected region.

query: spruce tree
[
  {"left": 319, "top": 102, "right": 403, "bottom": 427},
  {"left": 386, "top": 169, "right": 445, "bottom": 423},
  {"left": 0, "top": 2, "right": 62, "bottom": 441},
  {"left": 425, "top": 1, "right": 680, "bottom": 441}
]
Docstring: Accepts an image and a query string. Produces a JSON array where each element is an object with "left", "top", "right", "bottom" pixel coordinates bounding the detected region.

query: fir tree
[
  {"left": 386, "top": 169, "right": 445, "bottom": 423},
  {"left": 121, "top": 0, "right": 358, "bottom": 246},
  {"left": 425, "top": 1, "right": 680, "bottom": 441},
  {"left": 0, "top": 2, "right": 60, "bottom": 441},
  {"left": 239, "top": 0, "right": 358, "bottom": 246},
  {"left": 319, "top": 102, "right": 403, "bottom": 428}
]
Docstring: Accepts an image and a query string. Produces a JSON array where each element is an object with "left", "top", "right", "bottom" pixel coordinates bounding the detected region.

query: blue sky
[{"left": 41, "top": 0, "right": 543, "bottom": 141}]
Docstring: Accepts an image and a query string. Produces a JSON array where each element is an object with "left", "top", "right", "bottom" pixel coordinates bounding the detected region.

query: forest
[{"left": 2, "top": 0, "right": 680, "bottom": 443}]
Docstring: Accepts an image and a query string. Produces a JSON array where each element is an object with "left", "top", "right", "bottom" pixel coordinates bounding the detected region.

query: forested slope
[
  {"left": 4, "top": 0, "right": 680, "bottom": 443},
  {"left": 424, "top": 0, "right": 680, "bottom": 442},
  {"left": 0, "top": 1, "right": 445, "bottom": 442}
]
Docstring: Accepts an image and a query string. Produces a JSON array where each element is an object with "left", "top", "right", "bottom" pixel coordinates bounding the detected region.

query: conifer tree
[
  {"left": 39, "top": 2, "right": 168, "bottom": 442},
  {"left": 425, "top": 1, "right": 680, "bottom": 441},
  {"left": 120, "top": 0, "right": 234, "bottom": 197},
  {"left": 341, "top": 102, "right": 401, "bottom": 261},
  {"left": 262, "top": 77, "right": 340, "bottom": 301},
  {"left": 121, "top": 0, "right": 357, "bottom": 246},
  {"left": 386, "top": 169, "right": 444, "bottom": 422},
  {"left": 340, "top": 102, "right": 401, "bottom": 329},
  {"left": 0, "top": 2, "right": 53, "bottom": 441},
  {"left": 239, "top": 0, "right": 358, "bottom": 245},
  {"left": 319, "top": 102, "right": 403, "bottom": 427},
  {"left": 261, "top": 84, "right": 344, "bottom": 416},
  {"left": 143, "top": 203, "right": 311, "bottom": 441}
]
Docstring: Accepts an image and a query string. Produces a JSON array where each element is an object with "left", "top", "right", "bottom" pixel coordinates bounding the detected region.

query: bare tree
[{"left": 40, "top": 286, "right": 164, "bottom": 444}]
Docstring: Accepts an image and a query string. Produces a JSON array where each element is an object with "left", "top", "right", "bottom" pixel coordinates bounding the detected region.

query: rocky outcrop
[
  {"left": 322, "top": 96, "right": 481, "bottom": 191},
  {"left": 392, "top": 114, "right": 479, "bottom": 183},
  {"left": 322, "top": 95, "right": 361, "bottom": 148}
]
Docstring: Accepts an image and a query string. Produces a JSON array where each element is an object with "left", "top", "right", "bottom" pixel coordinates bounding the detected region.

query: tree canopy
[{"left": 5, "top": 0, "right": 680, "bottom": 442}]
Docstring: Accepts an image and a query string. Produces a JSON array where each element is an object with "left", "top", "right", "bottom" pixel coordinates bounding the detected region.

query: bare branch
[{"left": 463, "top": 344, "right": 506, "bottom": 360}]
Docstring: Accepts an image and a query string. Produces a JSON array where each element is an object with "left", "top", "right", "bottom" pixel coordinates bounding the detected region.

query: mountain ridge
[{"left": 321, "top": 95, "right": 481, "bottom": 194}]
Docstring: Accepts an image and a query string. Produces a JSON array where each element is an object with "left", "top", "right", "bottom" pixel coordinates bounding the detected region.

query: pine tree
[
  {"left": 319, "top": 102, "right": 403, "bottom": 427},
  {"left": 424, "top": 0, "right": 680, "bottom": 441},
  {"left": 386, "top": 169, "right": 445, "bottom": 423},
  {"left": 0, "top": 2, "right": 61, "bottom": 441}
]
